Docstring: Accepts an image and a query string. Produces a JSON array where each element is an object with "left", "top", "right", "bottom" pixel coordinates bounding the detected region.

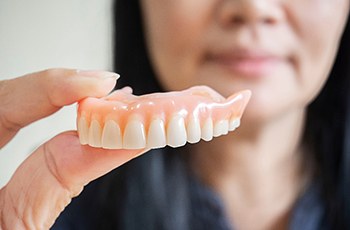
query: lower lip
[{"left": 208, "top": 56, "right": 284, "bottom": 78}]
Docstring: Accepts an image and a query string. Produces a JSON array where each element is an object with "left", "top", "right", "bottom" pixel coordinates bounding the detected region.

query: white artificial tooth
[
  {"left": 123, "top": 116, "right": 146, "bottom": 149},
  {"left": 213, "top": 120, "right": 229, "bottom": 137},
  {"left": 201, "top": 118, "right": 213, "bottom": 141},
  {"left": 229, "top": 118, "right": 241, "bottom": 131},
  {"left": 101, "top": 120, "right": 122, "bottom": 149},
  {"left": 77, "top": 117, "right": 89, "bottom": 145},
  {"left": 186, "top": 116, "right": 201, "bottom": 144},
  {"left": 88, "top": 120, "right": 102, "bottom": 147},
  {"left": 167, "top": 115, "right": 187, "bottom": 147},
  {"left": 147, "top": 118, "right": 166, "bottom": 149}
]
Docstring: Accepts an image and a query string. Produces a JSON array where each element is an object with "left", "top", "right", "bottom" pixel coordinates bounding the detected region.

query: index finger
[{"left": 0, "top": 68, "right": 119, "bottom": 148}]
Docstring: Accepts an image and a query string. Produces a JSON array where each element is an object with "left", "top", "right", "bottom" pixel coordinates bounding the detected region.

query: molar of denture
[
  {"left": 201, "top": 118, "right": 213, "bottom": 141},
  {"left": 123, "top": 116, "right": 146, "bottom": 149},
  {"left": 78, "top": 117, "right": 89, "bottom": 145},
  {"left": 167, "top": 115, "right": 187, "bottom": 147},
  {"left": 213, "top": 120, "right": 229, "bottom": 137},
  {"left": 147, "top": 118, "right": 166, "bottom": 149},
  {"left": 229, "top": 118, "right": 240, "bottom": 131},
  {"left": 88, "top": 120, "right": 102, "bottom": 147},
  {"left": 186, "top": 116, "right": 201, "bottom": 144},
  {"left": 101, "top": 120, "right": 122, "bottom": 149}
]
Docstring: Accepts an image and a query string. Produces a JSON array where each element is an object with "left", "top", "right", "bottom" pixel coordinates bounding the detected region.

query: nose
[{"left": 217, "top": 0, "right": 284, "bottom": 28}]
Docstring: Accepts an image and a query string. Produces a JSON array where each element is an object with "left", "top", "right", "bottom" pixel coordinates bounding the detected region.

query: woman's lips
[{"left": 206, "top": 51, "right": 286, "bottom": 78}]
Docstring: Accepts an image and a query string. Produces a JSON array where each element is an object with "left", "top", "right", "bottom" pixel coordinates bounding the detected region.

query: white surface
[{"left": 0, "top": 0, "right": 113, "bottom": 187}]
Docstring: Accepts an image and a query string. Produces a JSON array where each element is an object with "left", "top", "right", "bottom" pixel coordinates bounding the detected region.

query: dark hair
[
  {"left": 110, "top": 0, "right": 350, "bottom": 229},
  {"left": 304, "top": 12, "right": 350, "bottom": 228}
]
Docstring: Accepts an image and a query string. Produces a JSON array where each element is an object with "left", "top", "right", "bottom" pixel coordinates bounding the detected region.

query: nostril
[
  {"left": 225, "top": 15, "right": 278, "bottom": 28},
  {"left": 227, "top": 16, "right": 275, "bottom": 27},
  {"left": 262, "top": 17, "right": 276, "bottom": 25},
  {"left": 231, "top": 16, "right": 245, "bottom": 26}
]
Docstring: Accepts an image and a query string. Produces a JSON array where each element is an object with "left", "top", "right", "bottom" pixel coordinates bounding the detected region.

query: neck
[{"left": 189, "top": 108, "right": 311, "bottom": 229}]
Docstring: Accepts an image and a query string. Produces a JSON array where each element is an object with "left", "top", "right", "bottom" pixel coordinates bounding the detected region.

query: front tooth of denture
[
  {"left": 78, "top": 117, "right": 89, "bottom": 145},
  {"left": 186, "top": 116, "right": 201, "bottom": 144},
  {"left": 213, "top": 120, "right": 229, "bottom": 137},
  {"left": 228, "top": 118, "right": 241, "bottom": 131},
  {"left": 201, "top": 118, "right": 213, "bottom": 141},
  {"left": 167, "top": 115, "right": 187, "bottom": 147},
  {"left": 147, "top": 118, "right": 166, "bottom": 149},
  {"left": 101, "top": 120, "right": 122, "bottom": 149},
  {"left": 123, "top": 116, "right": 146, "bottom": 149},
  {"left": 88, "top": 120, "right": 102, "bottom": 147}
]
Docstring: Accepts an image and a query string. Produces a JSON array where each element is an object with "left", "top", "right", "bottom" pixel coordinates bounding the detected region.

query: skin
[
  {"left": 0, "top": 69, "right": 147, "bottom": 229},
  {"left": 140, "top": 0, "right": 349, "bottom": 229}
]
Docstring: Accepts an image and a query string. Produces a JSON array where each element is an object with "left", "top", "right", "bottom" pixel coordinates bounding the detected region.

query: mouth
[{"left": 206, "top": 49, "right": 288, "bottom": 78}]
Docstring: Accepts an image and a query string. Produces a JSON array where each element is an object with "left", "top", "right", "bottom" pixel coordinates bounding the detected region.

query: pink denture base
[{"left": 77, "top": 85, "right": 251, "bottom": 149}]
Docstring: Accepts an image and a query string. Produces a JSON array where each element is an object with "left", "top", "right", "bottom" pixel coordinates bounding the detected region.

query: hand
[{"left": 0, "top": 69, "right": 146, "bottom": 229}]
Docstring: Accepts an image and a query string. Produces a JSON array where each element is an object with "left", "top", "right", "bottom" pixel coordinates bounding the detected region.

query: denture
[{"left": 77, "top": 86, "right": 250, "bottom": 149}]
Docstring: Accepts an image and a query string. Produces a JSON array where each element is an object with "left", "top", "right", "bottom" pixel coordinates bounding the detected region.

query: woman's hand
[{"left": 0, "top": 69, "right": 146, "bottom": 230}]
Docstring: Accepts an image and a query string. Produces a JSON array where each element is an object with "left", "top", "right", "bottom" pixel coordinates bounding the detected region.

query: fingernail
[{"left": 77, "top": 70, "right": 120, "bottom": 80}]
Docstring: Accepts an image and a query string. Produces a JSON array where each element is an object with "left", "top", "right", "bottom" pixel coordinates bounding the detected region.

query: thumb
[{"left": 0, "top": 131, "right": 146, "bottom": 229}]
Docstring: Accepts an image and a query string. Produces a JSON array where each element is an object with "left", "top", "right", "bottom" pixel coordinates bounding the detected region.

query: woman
[
  {"left": 1, "top": 0, "right": 349, "bottom": 229},
  {"left": 55, "top": 0, "right": 350, "bottom": 229}
]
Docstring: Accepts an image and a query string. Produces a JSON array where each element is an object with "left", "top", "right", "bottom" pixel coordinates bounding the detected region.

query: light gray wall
[{"left": 0, "top": 0, "right": 113, "bottom": 186}]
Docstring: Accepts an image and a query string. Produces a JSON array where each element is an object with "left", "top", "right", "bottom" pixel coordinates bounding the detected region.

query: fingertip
[
  {"left": 75, "top": 70, "right": 119, "bottom": 98},
  {"left": 76, "top": 70, "right": 120, "bottom": 81},
  {"left": 51, "top": 73, "right": 118, "bottom": 106},
  {"left": 97, "top": 76, "right": 118, "bottom": 95}
]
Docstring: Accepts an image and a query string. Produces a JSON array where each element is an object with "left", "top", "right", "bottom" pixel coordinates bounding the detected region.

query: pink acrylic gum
[{"left": 77, "top": 85, "right": 251, "bottom": 149}]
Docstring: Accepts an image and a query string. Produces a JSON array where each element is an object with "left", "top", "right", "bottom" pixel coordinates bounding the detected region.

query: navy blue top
[{"left": 52, "top": 174, "right": 326, "bottom": 230}]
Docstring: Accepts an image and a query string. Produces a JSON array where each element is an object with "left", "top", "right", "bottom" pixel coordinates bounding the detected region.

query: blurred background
[{"left": 0, "top": 0, "right": 113, "bottom": 187}]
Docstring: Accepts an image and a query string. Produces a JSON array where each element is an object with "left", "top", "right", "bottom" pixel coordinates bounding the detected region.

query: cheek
[
  {"left": 288, "top": 1, "right": 349, "bottom": 104},
  {"left": 141, "top": 0, "right": 215, "bottom": 91}
]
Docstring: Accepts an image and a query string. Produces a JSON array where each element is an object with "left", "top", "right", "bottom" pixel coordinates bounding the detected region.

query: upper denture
[{"left": 77, "top": 85, "right": 251, "bottom": 149}]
